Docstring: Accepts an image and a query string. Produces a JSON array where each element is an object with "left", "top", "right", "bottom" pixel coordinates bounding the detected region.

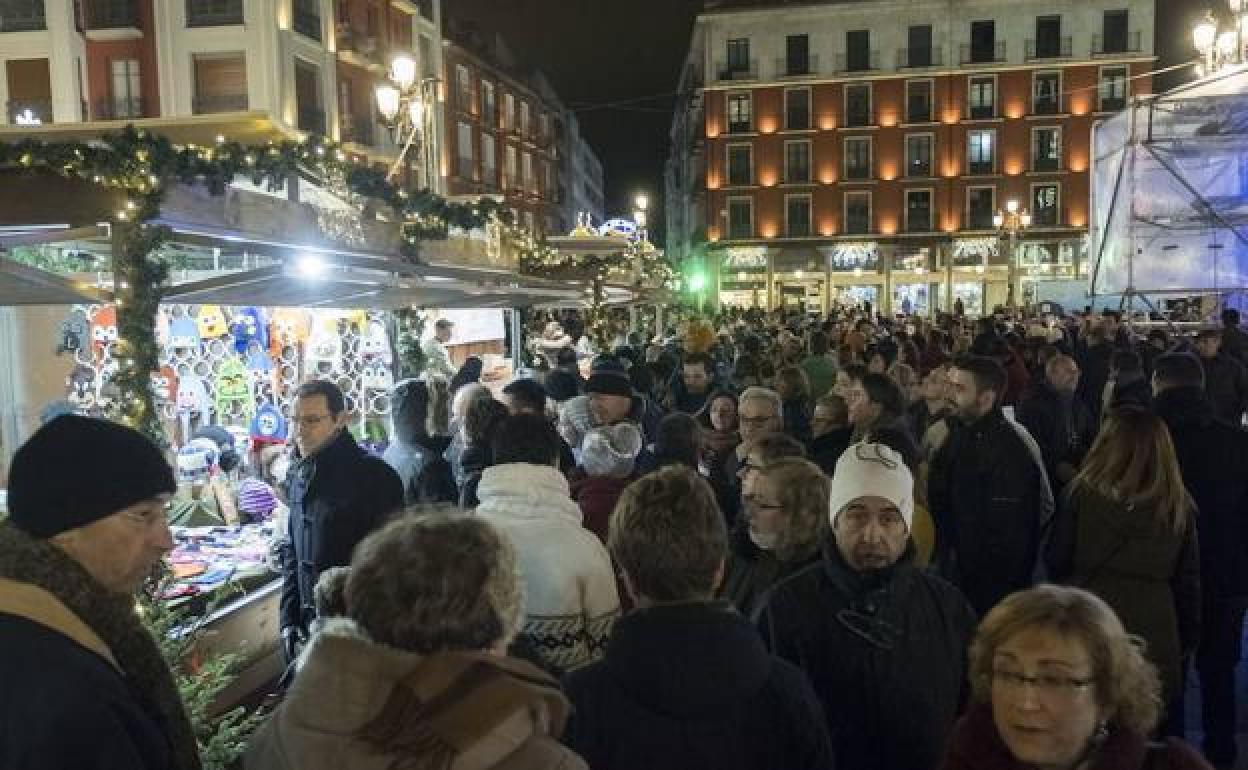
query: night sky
[{"left": 454, "top": 0, "right": 1208, "bottom": 244}]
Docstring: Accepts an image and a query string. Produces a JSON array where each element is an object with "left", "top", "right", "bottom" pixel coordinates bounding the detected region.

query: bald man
[{"left": 1017, "top": 354, "right": 1097, "bottom": 487}]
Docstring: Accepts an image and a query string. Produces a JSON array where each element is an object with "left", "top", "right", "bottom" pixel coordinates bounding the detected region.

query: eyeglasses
[
  {"left": 992, "top": 669, "right": 1095, "bottom": 699},
  {"left": 293, "top": 414, "right": 333, "bottom": 429}
]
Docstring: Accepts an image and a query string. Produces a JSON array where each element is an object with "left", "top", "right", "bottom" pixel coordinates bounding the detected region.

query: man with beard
[
  {"left": 758, "top": 442, "right": 976, "bottom": 770},
  {"left": 928, "top": 355, "right": 1051, "bottom": 616},
  {"left": 1017, "top": 354, "right": 1095, "bottom": 489},
  {"left": 667, "top": 352, "right": 718, "bottom": 414}
]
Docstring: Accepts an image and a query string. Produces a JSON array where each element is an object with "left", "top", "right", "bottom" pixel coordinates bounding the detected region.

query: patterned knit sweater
[{"left": 474, "top": 464, "right": 621, "bottom": 672}]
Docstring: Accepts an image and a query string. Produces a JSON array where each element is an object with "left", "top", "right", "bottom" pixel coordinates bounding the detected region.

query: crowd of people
[{"left": 3, "top": 302, "right": 1248, "bottom": 770}]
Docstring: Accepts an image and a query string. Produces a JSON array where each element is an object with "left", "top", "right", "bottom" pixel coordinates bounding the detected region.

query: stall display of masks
[{"left": 58, "top": 304, "right": 396, "bottom": 441}]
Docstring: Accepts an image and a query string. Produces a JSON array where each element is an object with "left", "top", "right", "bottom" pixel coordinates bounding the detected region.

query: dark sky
[{"left": 453, "top": 0, "right": 1207, "bottom": 241}]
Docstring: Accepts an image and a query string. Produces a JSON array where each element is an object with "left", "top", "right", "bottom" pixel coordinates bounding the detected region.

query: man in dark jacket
[
  {"left": 564, "top": 466, "right": 835, "bottom": 770},
  {"left": 1076, "top": 323, "right": 1116, "bottom": 421},
  {"left": 1017, "top": 354, "right": 1095, "bottom": 489},
  {"left": 501, "top": 377, "right": 577, "bottom": 474},
  {"left": 810, "top": 393, "right": 852, "bottom": 475},
  {"left": 1107, "top": 349, "right": 1152, "bottom": 414},
  {"left": 1196, "top": 329, "right": 1248, "bottom": 426},
  {"left": 667, "top": 351, "right": 719, "bottom": 414},
  {"left": 759, "top": 442, "right": 976, "bottom": 770},
  {"left": 928, "top": 355, "right": 1049, "bottom": 616},
  {"left": 382, "top": 379, "right": 456, "bottom": 504},
  {"left": 1154, "top": 353, "right": 1248, "bottom": 768},
  {"left": 0, "top": 416, "right": 200, "bottom": 770},
  {"left": 1220, "top": 307, "right": 1248, "bottom": 366},
  {"left": 585, "top": 360, "right": 665, "bottom": 445},
  {"left": 281, "top": 380, "right": 404, "bottom": 663}
]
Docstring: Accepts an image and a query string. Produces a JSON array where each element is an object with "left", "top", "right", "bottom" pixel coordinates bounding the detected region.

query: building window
[
  {"left": 294, "top": 59, "right": 323, "bottom": 134},
  {"left": 845, "top": 137, "right": 872, "bottom": 180},
  {"left": 481, "top": 133, "right": 496, "bottom": 188},
  {"left": 519, "top": 101, "right": 531, "bottom": 136},
  {"left": 906, "top": 25, "right": 933, "bottom": 67},
  {"left": 481, "top": 81, "right": 496, "bottom": 126},
  {"left": 539, "top": 112, "right": 549, "bottom": 141},
  {"left": 504, "top": 145, "right": 518, "bottom": 189},
  {"left": 292, "top": 0, "right": 321, "bottom": 40},
  {"left": 186, "top": 0, "right": 243, "bottom": 28},
  {"left": 906, "top": 190, "right": 932, "bottom": 232},
  {"left": 969, "top": 76, "right": 995, "bottom": 119},
  {"left": 906, "top": 80, "right": 932, "bottom": 123},
  {"left": 726, "top": 38, "right": 751, "bottom": 74},
  {"left": 727, "top": 92, "right": 752, "bottom": 133},
  {"left": 109, "top": 58, "right": 142, "bottom": 119},
  {"left": 727, "top": 144, "right": 753, "bottom": 186},
  {"left": 786, "top": 195, "right": 812, "bottom": 236},
  {"left": 906, "top": 134, "right": 932, "bottom": 177},
  {"left": 0, "top": 0, "right": 46, "bottom": 31},
  {"left": 785, "top": 34, "right": 810, "bottom": 75},
  {"left": 969, "top": 20, "right": 997, "bottom": 63},
  {"left": 728, "top": 197, "right": 754, "bottom": 239},
  {"left": 192, "top": 52, "right": 248, "bottom": 114},
  {"left": 419, "top": 35, "right": 436, "bottom": 77},
  {"left": 523, "top": 153, "right": 535, "bottom": 192},
  {"left": 1034, "top": 71, "right": 1061, "bottom": 115},
  {"left": 1032, "top": 15, "right": 1064, "bottom": 59},
  {"left": 967, "top": 186, "right": 996, "bottom": 229},
  {"left": 845, "top": 191, "right": 872, "bottom": 234},
  {"left": 1033, "top": 183, "right": 1060, "bottom": 226},
  {"left": 456, "top": 122, "right": 475, "bottom": 180},
  {"left": 845, "top": 83, "right": 871, "bottom": 127},
  {"left": 503, "top": 92, "right": 515, "bottom": 131},
  {"left": 1101, "top": 10, "right": 1130, "bottom": 54},
  {"left": 785, "top": 140, "right": 811, "bottom": 183},
  {"left": 845, "top": 29, "right": 872, "bottom": 72},
  {"left": 1099, "top": 66, "right": 1128, "bottom": 111},
  {"left": 456, "top": 64, "right": 473, "bottom": 113},
  {"left": 1032, "top": 127, "right": 1061, "bottom": 172},
  {"left": 785, "top": 88, "right": 810, "bottom": 130},
  {"left": 967, "top": 129, "right": 995, "bottom": 175}
]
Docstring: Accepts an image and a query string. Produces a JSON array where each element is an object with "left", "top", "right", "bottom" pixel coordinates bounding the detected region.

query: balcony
[
  {"left": 1025, "top": 37, "right": 1073, "bottom": 60},
  {"left": 340, "top": 114, "right": 376, "bottom": 146},
  {"left": 297, "top": 105, "right": 326, "bottom": 135},
  {"left": 93, "top": 97, "right": 147, "bottom": 120},
  {"left": 87, "top": 0, "right": 139, "bottom": 30},
  {"left": 1099, "top": 95, "right": 1127, "bottom": 112},
  {"left": 715, "top": 59, "right": 758, "bottom": 81},
  {"left": 7, "top": 99, "right": 51, "bottom": 124},
  {"left": 0, "top": 0, "right": 45, "bottom": 30},
  {"left": 186, "top": 0, "right": 243, "bottom": 27},
  {"left": 836, "top": 51, "right": 880, "bottom": 73},
  {"left": 1033, "top": 155, "right": 1061, "bottom": 173},
  {"left": 293, "top": 8, "right": 321, "bottom": 40},
  {"left": 897, "top": 46, "right": 944, "bottom": 68},
  {"left": 193, "top": 93, "right": 248, "bottom": 114},
  {"left": 774, "top": 54, "right": 819, "bottom": 77},
  {"left": 336, "top": 26, "right": 384, "bottom": 70},
  {"left": 959, "top": 42, "right": 1007, "bottom": 65},
  {"left": 1032, "top": 93, "right": 1065, "bottom": 116},
  {"left": 1092, "top": 30, "right": 1142, "bottom": 56}
]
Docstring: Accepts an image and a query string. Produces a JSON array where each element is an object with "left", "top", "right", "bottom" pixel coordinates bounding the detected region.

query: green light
[{"left": 688, "top": 271, "right": 707, "bottom": 292}]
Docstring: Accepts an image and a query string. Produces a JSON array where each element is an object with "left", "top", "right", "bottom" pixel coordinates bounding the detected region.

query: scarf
[{"left": 0, "top": 522, "right": 201, "bottom": 770}]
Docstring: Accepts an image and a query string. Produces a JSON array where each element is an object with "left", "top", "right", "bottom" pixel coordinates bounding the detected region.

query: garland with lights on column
[
  {"left": 0, "top": 126, "right": 509, "bottom": 444},
  {"left": 394, "top": 306, "right": 428, "bottom": 379}
]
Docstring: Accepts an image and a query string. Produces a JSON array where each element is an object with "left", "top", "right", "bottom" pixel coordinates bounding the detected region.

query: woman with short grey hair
[{"left": 246, "top": 512, "right": 586, "bottom": 770}]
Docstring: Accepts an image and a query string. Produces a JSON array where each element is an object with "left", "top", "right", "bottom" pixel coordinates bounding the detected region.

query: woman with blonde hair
[
  {"left": 942, "top": 584, "right": 1211, "bottom": 770},
  {"left": 721, "top": 457, "right": 828, "bottom": 619},
  {"left": 1044, "top": 408, "right": 1201, "bottom": 738}
]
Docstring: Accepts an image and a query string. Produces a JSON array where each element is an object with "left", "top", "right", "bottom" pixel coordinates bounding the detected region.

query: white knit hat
[
  {"left": 829, "top": 442, "right": 915, "bottom": 530},
  {"left": 581, "top": 423, "right": 643, "bottom": 478}
]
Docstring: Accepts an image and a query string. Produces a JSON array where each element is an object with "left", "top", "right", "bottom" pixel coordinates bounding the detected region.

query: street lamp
[
  {"left": 994, "top": 199, "right": 1031, "bottom": 313},
  {"left": 374, "top": 53, "right": 440, "bottom": 184},
  {"left": 1192, "top": 3, "right": 1248, "bottom": 74}
]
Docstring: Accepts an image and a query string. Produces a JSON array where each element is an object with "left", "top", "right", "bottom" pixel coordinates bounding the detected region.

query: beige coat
[{"left": 245, "top": 619, "right": 586, "bottom": 770}]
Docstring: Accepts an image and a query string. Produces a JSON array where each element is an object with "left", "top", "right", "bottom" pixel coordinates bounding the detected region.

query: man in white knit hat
[{"left": 757, "top": 442, "right": 976, "bottom": 770}]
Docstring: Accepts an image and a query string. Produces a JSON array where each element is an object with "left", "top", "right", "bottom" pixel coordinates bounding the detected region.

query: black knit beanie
[{"left": 8, "top": 415, "right": 176, "bottom": 538}]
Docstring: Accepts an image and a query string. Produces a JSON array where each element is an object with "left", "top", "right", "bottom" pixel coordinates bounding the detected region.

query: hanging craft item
[
  {"left": 176, "top": 439, "right": 218, "bottom": 484},
  {"left": 230, "top": 307, "right": 268, "bottom": 354},
  {"left": 249, "top": 403, "right": 288, "bottom": 447},
  {"left": 91, "top": 305, "right": 119, "bottom": 356},
  {"left": 176, "top": 373, "right": 211, "bottom": 440},
  {"left": 57, "top": 308, "right": 89, "bottom": 355},
  {"left": 168, "top": 313, "right": 201, "bottom": 349},
  {"left": 359, "top": 317, "right": 392, "bottom": 361},
  {"left": 196, "top": 305, "right": 229, "bottom": 339},
  {"left": 269, "top": 308, "right": 310, "bottom": 358},
  {"left": 150, "top": 366, "right": 178, "bottom": 411},
  {"left": 66, "top": 364, "right": 97, "bottom": 411},
  {"left": 215, "top": 356, "right": 256, "bottom": 421},
  {"left": 305, "top": 313, "right": 343, "bottom": 375},
  {"left": 360, "top": 359, "right": 394, "bottom": 391}
]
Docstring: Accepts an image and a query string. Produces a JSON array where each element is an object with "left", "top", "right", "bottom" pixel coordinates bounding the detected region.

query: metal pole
[{"left": 510, "top": 307, "right": 524, "bottom": 374}]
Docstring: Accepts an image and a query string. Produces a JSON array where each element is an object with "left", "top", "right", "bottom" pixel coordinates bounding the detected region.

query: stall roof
[{"left": 0, "top": 257, "right": 111, "bottom": 305}]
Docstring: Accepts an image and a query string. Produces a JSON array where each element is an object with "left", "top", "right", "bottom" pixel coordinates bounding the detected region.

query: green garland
[
  {"left": 394, "top": 307, "right": 427, "bottom": 379},
  {"left": 0, "top": 126, "right": 510, "bottom": 444}
]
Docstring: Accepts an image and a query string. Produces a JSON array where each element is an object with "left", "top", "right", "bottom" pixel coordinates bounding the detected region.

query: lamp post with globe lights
[
  {"left": 1192, "top": 3, "right": 1248, "bottom": 75},
  {"left": 374, "top": 54, "right": 440, "bottom": 185},
  {"left": 994, "top": 199, "right": 1031, "bottom": 313}
]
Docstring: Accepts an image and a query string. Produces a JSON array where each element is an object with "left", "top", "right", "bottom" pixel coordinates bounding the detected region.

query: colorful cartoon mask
[
  {"left": 65, "top": 364, "right": 97, "bottom": 409},
  {"left": 361, "top": 360, "right": 394, "bottom": 390},
  {"left": 91, "top": 306, "right": 118, "bottom": 354},
  {"left": 214, "top": 356, "right": 255, "bottom": 419},
  {"left": 269, "top": 309, "right": 310, "bottom": 357},
  {"left": 305, "top": 314, "right": 342, "bottom": 372},
  {"left": 176, "top": 440, "right": 217, "bottom": 483},
  {"left": 360, "top": 319, "right": 392, "bottom": 360},
  {"left": 150, "top": 366, "right": 178, "bottom": 406},
  {"left": 176, "top": 374, "right": 210, "bottom": 416},
  {"left": 249, "top": 404, "right": 289, "bottom": 445},
  {"left": 58, "top": 309, "right": 90, "bottom": 355},
  {"left": 168, "top": 316, "right": 201, "bottom": 349},
  {"left": 196, "top": 305, "right": 229, "bottom": 339},
  {"left": 230, "top": 307, "right": 268, "bottom": 354}
]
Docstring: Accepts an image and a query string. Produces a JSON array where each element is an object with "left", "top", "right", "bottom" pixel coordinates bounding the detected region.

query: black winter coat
[
  {"left": 809, "top": 427, "right": 852, "bottom": 476},
  {"left": 759, "top": 544, "right": 977, "bottom": 770},
  {"left": 721, "top": 525, "right": 822, "bottom": 620},
  {"left": 1109, "top": 375, "right": 1153, "bottom": 413},
  {"left": 0, "top": 613, "right": 170, "bottom": 770},
  {"left": 1016, "top": 382, "right": 1096, "bottom": 488},
  {"left": 1199, "top": 353, "right": 1248, "bottom": 425},
  {"left": 1156, "top": 387, "right": 1248, "bottom": 601},
  {"left": 928, "top": 408, "right": 1047, "bottom": 616},
  {"left": 1077, "top": 341, "right": 1115, "bottom": 421},
  {"left": 563, "top": 601, "right": 835, "bottom": 770},
  {"left": 280, "top": 430, "right": 404, "bottom": 630}
]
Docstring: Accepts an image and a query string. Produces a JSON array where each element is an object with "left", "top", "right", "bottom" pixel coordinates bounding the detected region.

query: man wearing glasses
[
  {"left": 279, "top": 380, "right": 403, "bottom": 666},
  {"left": 758, "top": 442, "right": 976, "bottom": 770}
]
